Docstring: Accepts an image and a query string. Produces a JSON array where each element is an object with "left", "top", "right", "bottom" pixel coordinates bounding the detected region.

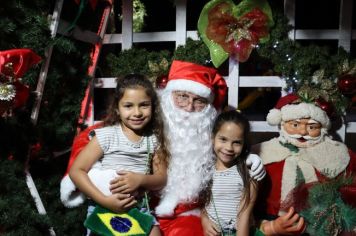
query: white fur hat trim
[
  {"left": 267, "top": 103, "right": 330, "bottom": 128},
  {"left": 266, "top": 108, "right": 282, "bottom": 126},
  {"left": 165, "top": 79, "right": 214, "bottom": 102}
]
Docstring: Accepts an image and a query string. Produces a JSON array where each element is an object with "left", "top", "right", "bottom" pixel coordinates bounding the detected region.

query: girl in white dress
[{"left": 201, "top": 110, "right": 259, "bottom": 236}]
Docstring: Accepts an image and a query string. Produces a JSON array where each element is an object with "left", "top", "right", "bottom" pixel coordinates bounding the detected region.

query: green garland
[
  {"left": 103, "top": 38, "right": 210, "bottom": 85},
  {"left": 106, "top": 10, "right": 354, "bottom": 114},
  {"left": 256, "top": 11, "right": 352, "bottom": 114},
  {"left": 300, "top": 174, "right": 356, "bottom": 235}
]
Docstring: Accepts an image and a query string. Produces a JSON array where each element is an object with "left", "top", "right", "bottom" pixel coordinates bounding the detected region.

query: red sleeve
[
  {"left": 255, "top": 161, "right": 285, "bottom": 217},
  {"left": 347, "top": 149, "right": 356, "bottom": 173},
  {"left": 63, "top": 122, "right": 104, "bottom": 175}
]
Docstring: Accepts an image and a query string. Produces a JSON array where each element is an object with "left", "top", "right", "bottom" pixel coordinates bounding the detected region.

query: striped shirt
[
  {"left": 93, "top": 125, "right": 157, "bottom": 173},
  {"left": 205, "top": 165, "right": 244, "bottom": 231}
]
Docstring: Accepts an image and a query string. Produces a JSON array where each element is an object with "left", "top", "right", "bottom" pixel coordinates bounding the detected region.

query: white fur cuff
[{"left": 60, "top": 175, "right": 86, "bottom": 208}]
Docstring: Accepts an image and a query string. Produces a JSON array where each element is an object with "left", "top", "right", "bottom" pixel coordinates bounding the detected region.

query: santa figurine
[{"left": 253, "top": 93, "right": 356, "bottom": 235}]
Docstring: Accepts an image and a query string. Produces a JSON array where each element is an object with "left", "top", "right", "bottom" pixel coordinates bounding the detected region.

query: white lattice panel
[{"left": 95, "top": 0, "right": 356, "bottom": 139}]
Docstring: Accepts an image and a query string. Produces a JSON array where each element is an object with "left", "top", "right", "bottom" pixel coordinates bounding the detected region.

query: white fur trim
[
  {"left": 267, "top": 103, "right": 330, "bottom": 128},
  {"left": 165, "top": 79, "right": 214, "bottom": 102},
  {"left": 266, "top": 108, "right": 282, "bottom": 126},
  {"left": 60, "top": 175, "right": 86, "bottom": 208},
  {"left": 281, "top": 157, "right": 318, "bottom": 202},
  {"left": 155, "top": 194, "right": 179, "bottom": 217},
  {"left": 280, "top": 103, "right": 330, "bottom": 128},
  {"left": 254, "top": 137, "right": 350, "bottom": 172},
  {"left": 178, "top": 208, "right": 201, "bottom": 217}
]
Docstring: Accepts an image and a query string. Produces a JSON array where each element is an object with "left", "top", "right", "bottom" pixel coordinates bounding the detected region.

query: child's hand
[
  {"left": 201, "top": 213, "right": 221, "bottom": 236},
  {"left": 110, "top": 171, "right": 144, "bottom": 194},
  {"left": 103, "top": 193, "right": 137, "bottom": 213}
]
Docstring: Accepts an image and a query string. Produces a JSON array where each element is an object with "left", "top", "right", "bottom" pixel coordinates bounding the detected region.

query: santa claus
[
  {"left": 253, "top": 93, "right": 356, "bottom": 235},
  {"left": 154, "top": 60, "right": 265, "bottom": 235}
]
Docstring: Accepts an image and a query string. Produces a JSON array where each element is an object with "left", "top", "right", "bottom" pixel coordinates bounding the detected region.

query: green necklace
[
  {"left": 137, "top": 137, "right": 152, "bottom": 211},
  {"left": 211, "top": 195, "right": 236, "bottom": 236}
]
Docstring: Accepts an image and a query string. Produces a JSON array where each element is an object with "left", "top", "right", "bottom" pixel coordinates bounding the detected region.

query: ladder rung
[{"left": 57, "top": 20, "right": 101, "bottom": 44}]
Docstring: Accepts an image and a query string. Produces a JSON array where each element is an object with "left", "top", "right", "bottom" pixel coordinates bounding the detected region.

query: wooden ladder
[{"left": 25, "top": 1, "right": 113, "bottom": 235}]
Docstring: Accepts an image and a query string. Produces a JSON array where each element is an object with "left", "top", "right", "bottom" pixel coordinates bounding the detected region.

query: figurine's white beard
[
  {"left": 155, "top": 91, "right": 217, "bottom": 216},
  {"left": 279, "top": 125, "right": 327, "bottom": 148}
]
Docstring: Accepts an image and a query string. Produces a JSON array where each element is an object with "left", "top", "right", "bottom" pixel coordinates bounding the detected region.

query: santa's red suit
[
  {"left": 254, "top": 137, "right": 356, "bottom": 217},
  {"left": 156, "top": 202, "right": 204, "bottom": 235}
]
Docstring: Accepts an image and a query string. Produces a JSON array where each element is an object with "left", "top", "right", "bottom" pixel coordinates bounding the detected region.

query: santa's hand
[
  {"left": 261, "top": 207, "right": 306, "bottom": 235},
  {"left": 246, "top": 154, "right": 265, "bottom": 181}
]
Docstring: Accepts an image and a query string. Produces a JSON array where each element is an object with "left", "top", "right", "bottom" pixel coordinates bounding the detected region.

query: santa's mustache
[{"left": 287, "top": 134, "right": 319, "bottom": 140}]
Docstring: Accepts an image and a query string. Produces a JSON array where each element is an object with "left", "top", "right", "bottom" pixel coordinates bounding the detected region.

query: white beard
[
  {"left": 155, "top": 90, "right": 217, "bottom": 216},
  {"left": 278, "top": 125, "right": 327, "bottom": 148}
]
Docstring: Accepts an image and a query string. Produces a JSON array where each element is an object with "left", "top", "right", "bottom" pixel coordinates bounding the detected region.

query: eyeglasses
[{"left": 172, "top": 91, "right": 208, "bottom": 111}]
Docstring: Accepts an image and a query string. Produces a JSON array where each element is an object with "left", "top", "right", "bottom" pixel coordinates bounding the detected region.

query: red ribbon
[
  {"left": 212, "top": 73, "right": 227, "bottom": 109},
  {"left": 206, "top": 3, "right": 269, "bottom": 62},
  {"left": 0, "top": 49, "right": 41, "bottom": 80}
]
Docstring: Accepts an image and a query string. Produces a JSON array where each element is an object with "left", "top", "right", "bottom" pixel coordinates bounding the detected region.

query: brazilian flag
[{"left": 84, "top": 205, "right": 154, "bottom": 236}]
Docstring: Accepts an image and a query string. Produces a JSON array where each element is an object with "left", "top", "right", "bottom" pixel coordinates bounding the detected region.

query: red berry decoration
[
  {"left": 156, "top": 75, "right": 168, "bottom": 89},
  {"left": 315, "top": 98, "right": 334, "bottom": 117},
  {"left": 337, "top": 74, "right": 356, "bottom": 95},
  {"left": 340, "top": 184, "right": 356, "bottom": 208}
]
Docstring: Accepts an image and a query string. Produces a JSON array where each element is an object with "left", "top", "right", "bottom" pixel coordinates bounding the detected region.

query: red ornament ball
[
  {"left": 337, "top": 74, "right": 356, "bottom": 95},
  {"left": 156, "top": 75, "right": 168, "bottom": 89},
  {"left": 315, "top": 98, "right": 334, "bottom": 117}
]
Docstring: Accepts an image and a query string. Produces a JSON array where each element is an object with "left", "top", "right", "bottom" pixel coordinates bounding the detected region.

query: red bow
[
  {"left": 206, "top": 4, "right": 269, "bottom": 62},
  {"left": 212, "top": 73, "right": 227, "bottom": 109},
  {"left": 0, "top": 49, "right": 41, "bottom": 80}
]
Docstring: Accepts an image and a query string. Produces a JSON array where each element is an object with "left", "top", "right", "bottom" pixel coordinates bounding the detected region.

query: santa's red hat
[
  {"left": 266, "top": 93, "right": 331, "bottom": 128},
  {"left": 165, "top": 60, "right": 227, "bottom": 109}
]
